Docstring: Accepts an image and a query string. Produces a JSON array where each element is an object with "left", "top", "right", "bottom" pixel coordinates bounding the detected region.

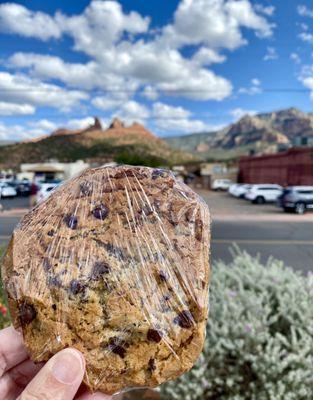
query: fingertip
[
  {"left": 78, "top": 392, "right": 112, "bottom": 399},
  {"left": 51, "top": 348, "right": 86, "bottom": 384}
]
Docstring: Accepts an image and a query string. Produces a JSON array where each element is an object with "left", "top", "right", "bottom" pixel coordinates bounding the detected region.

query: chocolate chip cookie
[{"left": 2, "top": 165, "right": 211, "bottom": 395}]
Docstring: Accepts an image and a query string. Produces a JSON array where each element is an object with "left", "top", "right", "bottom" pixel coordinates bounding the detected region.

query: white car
[
  {"left": 230, "top": 184, "right": 253, "bottom": 198},
  {"left": 229, "top": 184, "right": 241, "bottom": 196},
  {"left": 245, "top": 184, "right": 282, "bottom": 204},
  {"left": 0, "top": 182, "right": 17, "bottom": 198},
  {"left": 212, "top": 179, "right": 233, "bottom": 191},
  {"left": 36, "top": 183, "right": 58, "bottom": 203}
]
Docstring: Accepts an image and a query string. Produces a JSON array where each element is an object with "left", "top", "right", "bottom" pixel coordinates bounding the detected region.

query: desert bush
[
  {"left": 0, "top": 246, "right": 10, "bottom": 329},
  {"left": 161, "top": 249, "right": 313, "bottom": 400}
]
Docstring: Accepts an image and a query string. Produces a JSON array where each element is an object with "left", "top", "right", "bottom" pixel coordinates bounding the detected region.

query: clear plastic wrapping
[{"left": 2, "top": 165, "right": 210, "bottom": 395}]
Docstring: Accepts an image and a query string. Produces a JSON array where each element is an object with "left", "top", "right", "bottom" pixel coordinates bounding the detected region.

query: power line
[{"left": 0, "top": 88, "right": 312, "bottom": 93}]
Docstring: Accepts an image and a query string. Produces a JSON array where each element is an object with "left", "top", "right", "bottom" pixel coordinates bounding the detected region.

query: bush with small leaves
[{"left": 161, "top": 249, "right": 313, "bottom": 400}]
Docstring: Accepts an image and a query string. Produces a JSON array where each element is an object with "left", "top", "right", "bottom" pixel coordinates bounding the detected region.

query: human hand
[{"left": 0, "top": 326, "right": 112, "bottom": 399}]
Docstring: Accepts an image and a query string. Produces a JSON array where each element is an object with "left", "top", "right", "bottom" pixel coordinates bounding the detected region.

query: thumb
[{"left": 18, "top": 348, "right": 85, "bottom": 400}]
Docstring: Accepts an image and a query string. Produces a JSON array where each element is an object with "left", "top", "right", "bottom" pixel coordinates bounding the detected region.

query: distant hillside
[
  {"left": 0, "top": 140, "right": 15, "bottom": 147},
  {"left": 164, "top": 131, "right": 216, "bottom": 153},
  {"left": 165, "top": 107, "right": 313, "bottom": 160},
  {"left": 0, "top": 118, "right": 197, "bottom": 169}
]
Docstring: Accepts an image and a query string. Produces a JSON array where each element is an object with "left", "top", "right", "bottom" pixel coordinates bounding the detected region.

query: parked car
[
  {"left": 278, "top": 186, "right": 313, "bottom": 214},
  {"left": 245, "top": 184, "right": 282, "bottom": 204},
  {"left": 228, "top": 183, "right": 240, "bottom": 196},
  {"left": 36, "top": 183, "right": 58, "bottom": 203},
  {"left": 230, "top": 184, "right": 253, "bottom": 198},
  {"left": 0, "top": 182, "right": 17, "bottom": 198},
  {"left": 212, "top": 179, "right": 233, "bottom": 191},
  {"left": 8, "top": 180, "right": 31, "bottom": 196}
]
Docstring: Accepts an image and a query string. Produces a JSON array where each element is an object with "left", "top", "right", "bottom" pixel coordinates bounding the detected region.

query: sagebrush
[
  {"left": 161, "top": 249, "right": 313, "bottom": 400},
  {"left": 0, "top": 246, "right": 10, "bottom": 328}
]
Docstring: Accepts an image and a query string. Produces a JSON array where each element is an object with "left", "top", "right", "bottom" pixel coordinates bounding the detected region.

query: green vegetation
[
  {"left": 162, "top": 249, "right": 313, "bottom": 400},
  {"left": 115, "top": 150, "right": 166, "bottom": 167},
  {"left": 0, "top": 247, "right": 10, "bottom": 329},
  {"left": 0, "top": 134, "right": 196, "bottom": 170}
]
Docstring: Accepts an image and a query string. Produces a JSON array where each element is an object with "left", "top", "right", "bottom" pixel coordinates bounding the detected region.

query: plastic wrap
[{"left": 2, "top": 165, "right": 210, "bottom": 395}]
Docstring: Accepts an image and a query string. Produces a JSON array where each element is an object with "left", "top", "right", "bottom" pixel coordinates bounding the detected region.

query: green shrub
[
  {"left": 161, "top": 249, "right": 313, "bottom": 400},
  {"left": 114, "top": 150, "right": 165, "bottom": 167},
  {"left": 0, "top": 246, "right": 10, "bottom": 329}
]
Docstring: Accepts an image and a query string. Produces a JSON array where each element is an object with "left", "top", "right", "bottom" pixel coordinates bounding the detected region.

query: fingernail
[
  {"left": 91, "top": 394, "right": 111, "bottom": 399},
  {"left": 51, "top": 349, "right": 85, "bottom": 384}
]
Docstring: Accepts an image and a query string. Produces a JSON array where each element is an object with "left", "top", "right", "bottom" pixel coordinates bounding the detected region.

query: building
[
  {"left": 18, "top": 160, "right": 89, "bottom": 182},
  {"left": 239, "top": 147, "right": 313, "bottom": 186},
  {"left": 200, "top": 163, "right": 238, "bottom": 189}
]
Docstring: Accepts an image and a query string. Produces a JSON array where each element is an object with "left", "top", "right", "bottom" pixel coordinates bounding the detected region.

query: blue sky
[{"left": 1, "top": 0, "right": 313, "bottom": 140}]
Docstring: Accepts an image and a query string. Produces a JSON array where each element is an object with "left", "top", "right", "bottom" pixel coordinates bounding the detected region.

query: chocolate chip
[
  {"left": 108, "top": 338, "right": 127, "bottom": 359},
  {"left": 43, "top": 258, "right": 52, "bottom": 272},
  {"left": 152, "top": 169, "right": 167, "bottom": 180},
  {"left": 69, "top": 280, "right": 86, "bottom": 295},
  {"left": 112, "top": 345, "right": 126, "bottom": 358},
  {"left": 47, "top": 276, "right": 62, "bottom": 288},
  {"left": 19, "top": 302, "right": 37, "bottom": 326},
  {"left": 93, "top": 239, "right": 126, "bottom": 261},
  {"left": 148, "top": 358, "right": 156, "bottom": 372},
  {"left": 174, "top": 310, "right": 194, "bottom": 329},
  {"left": 47, "top": 230, "right": 54, "bottom": 237},
  {"left": 80, "top": 181, "right": 92, "bottom": 196},
  {"left": 163, "top": 294, "right": 171, "bottom": 301},
  {"left": 92, "top": 204, "right": 109, "bottom": 220},
  {"left": 153, "top": 199, "right": 161, "bottom": 211},
  {"left": 113, "top": 169, "right": 135, "bottom": 179},
  {"left": 195, "top": 219, "right": 203, "bottom": 241},
  {"left": 64, "top": 215, "right": 78, "bottom": 229},
  {"left": 185, "top": 208, "right": 194, "bottom": 223},
  {"left": 52, "top": 304, "right": 57, "bottom": 311},
  {"left": 139, "top": 205, "right": 153, "bottom": 216},
  {"left": 158, "top": 270, "right": 169, "bottom": 282},
  {"left": 90, "top": 261, "right": 111, "bottom": 280},
  {"left": 147, "top": 329, "right": 163, "bottom": 343}
]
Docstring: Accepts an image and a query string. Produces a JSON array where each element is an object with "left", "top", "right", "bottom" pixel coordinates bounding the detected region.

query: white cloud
[
  {"left": 0, "top": 3, "right": 61, "bottom": 40},
  {"left": 28, "top": 119, "right": 57, "bottom": 131},
  {"left": 56, "top": 0, "right": 150, "bottom": 58},
  {"left": 254, "top": 4, "right": 275, "bottom": 16},
  {"left": 238, "top": 78, "right": 262, "bottom": 95},
  {"left": 114, "top": 100, "right": 150, "bottom": 124},
  {"left": 251, "top": 78, "right": 261, "bottom": 86},
  {"left": 298, "top": 65, "right": 313, "bottom": 99},
  {"left": 141, "top": 85, "right": 159, "bottom": 101},
  {"left": 152, "top": 102, "right": 209, "bottom": 133},
  {"left": 0, "top": 72, "right": 88, "bottom": 111},
  {"left": 0, "top": 121, "right": 52, "bottom": 141},
  {"left": 157, "top": 68, "right": 232, "bottom": 101},
  {"left": 162, "top": 0, "right": 274, "bottom": 50},
  {"left": 9, "top": 52, "right": 132, "bottom": 93},
  {"left": 290, "top": 52, "right": 301, "bottom": 64},
  {"left": 230, "top": 107, "right": 256, "bottom": 120},
  {"left": 192, "top": 47, "right": 226, "bottom": 66},
  {"left": 298, "top": 22, "right": 309, "bottom": 31},
  {"left": 263, "top": 46, "right": 278, "bottom": 61},
  {"left": 297, "top": 5, "right": 313, "bottom": 18},
  {"left": 5, "top": 0, "right": 275, "bottom": 104},
  {"left": 0, "top": 102, "right": 35, "bottom": 116},
  {"left": 66, "top": 117, "right": 102, "bottom": 130},
  {"left": 299, "top": 32, "right": 313, "bottom": 44},
  {"left": 92, "top": 96, "right": 124, "bottom": 111}
]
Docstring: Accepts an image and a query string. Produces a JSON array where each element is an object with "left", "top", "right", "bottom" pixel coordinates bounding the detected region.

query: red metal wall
[{"left": 239, "top": 147, "right": 313, "bottom": 186}]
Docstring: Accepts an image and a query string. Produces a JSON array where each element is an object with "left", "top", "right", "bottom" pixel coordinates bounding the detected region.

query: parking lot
[
  {"left": 198, "top": 189, "right": 313, "bottom": 221},
  {"left": 1, "top": 189, "right": 313, "bottom": 273},
  {"left": 0, "top": 195, "right": 30, "bottom": 211}
]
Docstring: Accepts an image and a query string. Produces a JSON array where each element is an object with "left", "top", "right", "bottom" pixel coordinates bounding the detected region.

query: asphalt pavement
[{"left": 1, "top": 194, "right": 313, "bottom": 274}]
